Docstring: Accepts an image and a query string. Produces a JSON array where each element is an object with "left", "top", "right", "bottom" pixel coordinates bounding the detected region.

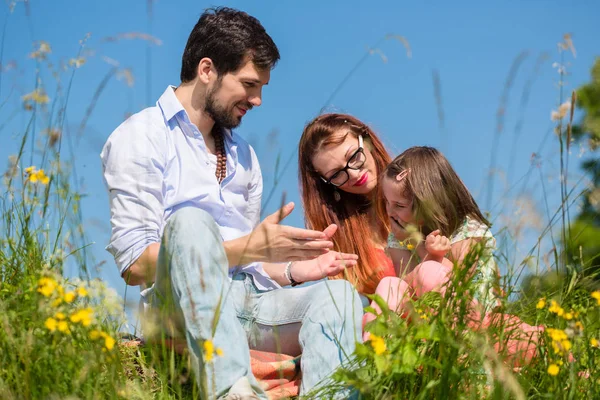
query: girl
[{"left": 365, "top": 146, "right": 541, "bottom": 365}]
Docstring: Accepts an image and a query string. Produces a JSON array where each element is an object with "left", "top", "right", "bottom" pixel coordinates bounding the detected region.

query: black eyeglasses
[{"left": 320, "top": 135, "right": 366, "bottom": 187}]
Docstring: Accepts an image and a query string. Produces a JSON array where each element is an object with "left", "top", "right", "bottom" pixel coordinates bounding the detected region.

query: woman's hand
[
  {"left": 290, "top": 251, "right": 358, "bottom": 283},
  {"left": 424, "top": 230, "right": 451, "bottom": 262}
]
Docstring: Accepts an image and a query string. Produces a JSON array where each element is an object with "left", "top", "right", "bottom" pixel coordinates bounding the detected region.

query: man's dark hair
[{"left": 180, "top": 7, "right": 280, "bottom": 82}]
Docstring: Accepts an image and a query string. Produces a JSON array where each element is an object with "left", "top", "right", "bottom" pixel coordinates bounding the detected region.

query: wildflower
[
  {"left": 25, "top": 166, "right": 36, "bottom": 174},
  {"left": 564, "top": 312, "right": 573, "bottom": 320},
  {"left": 70, "top": 307, "right": 93, "bottom": 327},
  {"left": 550, "top": 101, "right": 571, "bottom": 121},
  {"left": 45, "top": 317, "right": 58, "bottom": 332},
  {"left": 202, "top": 339, "right": 223, "bottom": 362},
  {"left": 548, "top": 300, "right": 564, "bottom": 316},
  {"left": 548, "top": 364, "right": 560, "bottom": 376},
  {"left": 536, "top": 298, "right": 546, "bottom": 309},
  {"left": 104, "top": 335, "right": 115, "bottom": 351},
  {"left": 575, "top": 321, "right": 584, "bottom": 331},
  {"left": 592, "top": 291, "right": 600, "bottom": 306},
  {"left": 52, "top": 298, "right": 63, "bottom": 307},
  {"left": 64, "top": 291, "right": 76, "bottom": 303},
  {"left": 68, "top": 57, "right": 86, "bottom": 68},
  {"left": 369, "top": 334, "right": 387, "bottom": 355},
  {"left": 37, "top": 277, "right": 58, "bottom": 297},
  {"left": 591, "top": 338, "right": 598, "bottom": 347},
  {"left": 406, "top": 243, "right": 415, "bottom": 251},
  {"left": 89, "top": 330, "right": 103, "bottom": 340},
  {"left": 29, "top": 41, "right": 51, "bottom": 59},
  {"left": 55, "top": 312, "right": 66, "bottom": 320},
  {"left": 22, "top": 89, "right": 50, "bottom": 106},
  {"left": 76, "top": 287, "right": 88, "bottom": 297},
  {"left": 57, "top": 321, "right": 70, "bottom": 333}
]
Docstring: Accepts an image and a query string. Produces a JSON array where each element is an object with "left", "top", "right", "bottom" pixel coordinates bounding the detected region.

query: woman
[{"left": 298, "top": 113, "right": 394, "bottom": 295}]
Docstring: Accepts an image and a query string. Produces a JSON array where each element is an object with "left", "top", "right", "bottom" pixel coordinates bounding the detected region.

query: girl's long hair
[
  {"left": 298, "top": 113, "right": 391, "bottom": 294},
  {"left": 383, "top": 146, "right": 490, "bottom": 237}
]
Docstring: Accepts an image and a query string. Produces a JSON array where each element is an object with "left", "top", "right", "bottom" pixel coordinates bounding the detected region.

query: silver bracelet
[{"left": 284, "top": 261, "right": 301, "bottom": 286}]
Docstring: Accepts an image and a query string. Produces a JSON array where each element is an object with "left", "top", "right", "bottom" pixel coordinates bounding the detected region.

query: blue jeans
[{"left": 142, "top": 207, "right": 363, "bottom": 399}]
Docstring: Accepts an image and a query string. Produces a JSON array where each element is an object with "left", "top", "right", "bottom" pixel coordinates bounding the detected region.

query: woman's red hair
[{"left": 298, "top": 113, "right": 391, "bottom": 294}]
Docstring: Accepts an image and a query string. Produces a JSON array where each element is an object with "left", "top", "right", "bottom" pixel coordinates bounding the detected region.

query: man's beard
[{"left": 204, "top": 80, "right": 250, "bottom": 129}]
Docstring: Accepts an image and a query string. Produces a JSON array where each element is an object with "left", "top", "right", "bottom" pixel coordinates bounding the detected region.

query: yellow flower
[
  {"left": 564, "top": 312, "right": 573, "bottom": 320},
  {"left": 57, "top": 321, "right": 70, "bottom": 334},
  {"left": 369, "top": 334, "right": 387, "bottom": 355},
  {"left": 406, "top": 243, "right": 415, "bottom": 251},
  {"left": 590, "top": 338, "right": 599, "bottom": 347},
  {"left": 37, "top": 277, "right": 57, "bottom": 297},
  {"left": 548, "top": 364, "right": 560, "bottom": 376},
  {"left": 55, "top": 312, "right": 66, "bottom": 320},
  {"left": 89, "top": 330, "right": 104, "bottom": 340},
  {"left": 45, "top": 317, "right": 58, "bottom": 332},
  {"left": 216, "top": 348, "right": 224, "bottom": 357},
  {"left": 204, "top": 339, "right": 215, "bottom": 362},
  {"left": 561, "top": 340, "right": 572, "bottom": 352},
  {"left": 29, "top": 169, "right": 50, "bottom": 185},
  {"left": 548, "top": 300, "right": 564, "bottom": 316},
  {"left": 536, "top": 298, "right": 546, "bottom": 309},
  {"left": 24, "top": 166, "right": 36, "bottom": 174},
  {"left": 575, "top": 321, "right": 584, "bottom": 331},
  {"left": 52, "top": 298, "right": 63, "bottom": 307},
  {"left": 592, "top": 291, "right": 600, "bottom": 306},
  {"left": 70, "top": 307, "right": 93, "bottom": 327},
  {"left": 64, "top": 291, "right": 76, "bottom": 303},
  {"left": 76, "top": 287, "right": 88, "bottom": 297},
  {"left": 104, "top": 335, "right": 116, "bottom": 351}
]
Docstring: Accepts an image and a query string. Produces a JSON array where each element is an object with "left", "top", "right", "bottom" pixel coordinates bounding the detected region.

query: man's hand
[
  {"left": 224, "top": 202, "right": 336, "bottom": 266},
  {"left": 424, "top": 229, "right": 451, "bottom": 262},
  {"left": 290, "top": 251, "right": 358, "bottom": 284}
]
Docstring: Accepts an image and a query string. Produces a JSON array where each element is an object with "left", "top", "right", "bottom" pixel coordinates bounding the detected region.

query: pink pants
[{"left": 364, "top": 261, "right": 542, "bottom": 367}]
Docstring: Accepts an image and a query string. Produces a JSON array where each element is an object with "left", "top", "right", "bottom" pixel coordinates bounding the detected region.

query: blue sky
[{"left": 2, "top": 0, "right": 599, "bottom": 330}]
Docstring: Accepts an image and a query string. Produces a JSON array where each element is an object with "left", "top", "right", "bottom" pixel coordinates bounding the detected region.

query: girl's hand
[
  {"left": 425, "top": 230, "right": 451, "bottom": 261},
  {"left": 290, "top": 251, "right": 358, "bottom": 283}
]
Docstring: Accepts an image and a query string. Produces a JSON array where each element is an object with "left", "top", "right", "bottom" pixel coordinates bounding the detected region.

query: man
[{"left": 101, "top": 7, "right": 362, "bottom": 399}]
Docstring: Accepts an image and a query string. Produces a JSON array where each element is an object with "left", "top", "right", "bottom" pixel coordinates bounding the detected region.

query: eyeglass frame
[{"left": 320, "top": 134, "right": 366, "bottom": 187}]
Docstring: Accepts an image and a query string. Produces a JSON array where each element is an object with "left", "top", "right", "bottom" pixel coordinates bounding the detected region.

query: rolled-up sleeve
[{"left": 100, "top": 116, "right": 166, "bottom": 275}]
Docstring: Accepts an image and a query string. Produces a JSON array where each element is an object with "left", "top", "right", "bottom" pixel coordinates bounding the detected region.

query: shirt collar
[{"left": 158, "top": 85, "right": 233, "bottom": 141}]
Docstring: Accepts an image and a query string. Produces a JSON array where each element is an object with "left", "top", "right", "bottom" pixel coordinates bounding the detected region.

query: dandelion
[
  {"left": 64, "top": 291, "right": 76, "bottom": 303},
  {"left": 89, "top": 330, "right": 103, "bottom": 340},
  {"left": 57, "top": 321, "right": 70, "bottom": 334},
  {"left": 204, "top": 339, "right": 215, "bottom": 362},
  {"left": 104, "top": 335, "right": 115, "bottom": 351},
  {"left": 591, "top": 291, "right": 600, "bottom": 306},
  {"left": 536, "top": 298, "right": 546, "bottom": 309},
  {"left": 591, "top": 338, "right": 599, "bottom": 347},
  {"left": 548, "top": 300, "right": 564, "bottom": 316},
  {"left": 564, "top": 312, "right": 573, "bottom": 320},
  {"left": 406, "top": 243, "right": 415, "bottom": 251},
  {"left": 548, "top": 364, "right": 560, "bottom": 376},
  {"left": 202, "top": 339, "right": 223, "bottom": 362},
  {"left": 369, "top": 334, "right": 387, "bottom": 355},
  {"left": 76, "top": 287, "right": 88, "bottom": 297},
  {"left": 55, "top": 312, "right": 66, "bottom": 320},
  {"left": 45, "top": 317, "right": 58, "bottom": 332},
  {"left": 70, "top": 307, "right": 93, "bottom": 327},
  {"left": 37, "top": 277, "right": 58, "bottom": 297}
]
